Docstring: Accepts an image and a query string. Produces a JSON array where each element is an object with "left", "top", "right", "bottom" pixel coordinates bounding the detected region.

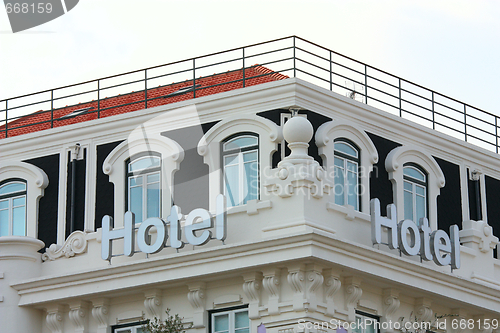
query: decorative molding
[
  {"left": 242, "top": 272, "right": 262, "bottom": 302},
  {"left": 262, "top": 268, "right": 281, "bottom": 316},
  {"left": 288, "top": 265, "right": 306, "bottom": 312},
  {"left": 323, "top": 269, "right": 341, "bottom": 317},
  {"left": 414, "top": 298, "right": 433, "bottom": 323},
  {"left": 91, "top": 298, "right": 110, "bottom": 332},
  {"left": 263, "top": 274, "right": 280, "bottom": 298},
  {"left": 344, "top": 276, "right": 362, "bottom": 322},
  {"left": 382, "top": 289, "right": 400, "bottom": 332},
  {"left": 144, "top": 289, "right": 162, "bottom": 319},
  {"left": 460, "top": 220, "right": 499, "bottom": 254},
  {"left": 287, "top": 270, "right": 305, "bottom": 294},
  {"left": 265, "top": 116, "right": 332, "bottom": 200},
  {"left": 42, "top": 231, "right": 88, "bottom": 261},
  {"left": 187, "top": 282, "right": 206, "bottom": 328},
  {"left": 68, "top": 301, "right": 89, "bottom": 333},
  {"left": 305, "top": 265, "right": 324, "bottom": 313},
  {"left": 46, "top": 305, "right": 65, "bottom": 333}
]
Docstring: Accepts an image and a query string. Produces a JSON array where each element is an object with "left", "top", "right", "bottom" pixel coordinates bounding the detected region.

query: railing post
[
  {"left": 242, "top": 47, "right": 246, "bottom": 88},
  {"left": 431, "top": 91, "right": 435, "bottom": 129},
  {"left": 496, "top": 117, "right": 498, "bottom": 154},
  {"left": 4, "top": 100, "right": 8, "bottom": 138},
  {"left": 97, "top": 80, "right": 100, "bottom": 119},
  {"left": 399, "top": 79, "right": 402, "bottom": 117},
  {"left": 145, "top": 70, "right": 148, "bottom": 109},
  {"left": 464, "top": 104, "right": 467, "bottom": 141},
  {"left": 293, "top": 36, "right": 296, "bottom": 78},
  {"left": 364, "top": 65, "right": 368, "bottom": 104},
  {"left": 193, "top": 59, "right": 196, "bottom": 98},
  {"left": 51, "top": 90, "right": 54, "bottom": 128},
  {"left": 329, "top": 51, "right": 332, "bottom": 91}
]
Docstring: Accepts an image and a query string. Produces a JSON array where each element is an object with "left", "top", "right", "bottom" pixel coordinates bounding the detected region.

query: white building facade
[{"left": 1, "top": 40, "right": 500, "bottom": 333}]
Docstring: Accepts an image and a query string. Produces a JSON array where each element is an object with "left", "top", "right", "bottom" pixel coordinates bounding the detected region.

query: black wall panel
[
  {"left": 434, "top": 157, "right": 462, "bottom": 232},
  {"left": 24, "top": 153, "right": 60, "bottom": 249},
  {"left": 162, "top": 121, "right": 217, "bottom": 212},
  {"left": 485, "top": 175, "right": 500, "bottom": 258},
  {"left": 95, "top": 141, "right": 123, "bottom": 229},
  {"left": 367, "top": 133, "right": 401, "bottom": 216}
]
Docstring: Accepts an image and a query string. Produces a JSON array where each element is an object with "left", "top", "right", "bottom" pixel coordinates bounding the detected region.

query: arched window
[
  {"left": 0, "top": 180, "right": 27, "bottom": 236},
  {"left": 126, "top": 154, "right": 161, "bottom": 224},
  {"left": 403, "top": 163, "right": 427, "bottom": 224},
  {"left": 333, "top": 139, "right": 360, "bottom": 210},
  {"left": 222, "top": 134, "right": 259, "bottom": 207}
]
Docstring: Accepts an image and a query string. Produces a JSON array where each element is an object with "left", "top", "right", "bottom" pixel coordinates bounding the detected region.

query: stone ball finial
[{"left": 283, "top": 116, "right": 313, "bottom": 144}]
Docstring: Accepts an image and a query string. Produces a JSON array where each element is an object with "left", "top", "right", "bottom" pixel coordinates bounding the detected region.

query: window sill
[
  {"left": 227, "top": 199, "right": 272, "bottom": 216},
  {"left": 326, "top": 202, "right": 370, "bottom": 222}
]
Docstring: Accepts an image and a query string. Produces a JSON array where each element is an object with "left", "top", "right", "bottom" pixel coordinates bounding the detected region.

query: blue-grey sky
[{"left": 1, "top": 0, "right": 499, "bottom": 116}]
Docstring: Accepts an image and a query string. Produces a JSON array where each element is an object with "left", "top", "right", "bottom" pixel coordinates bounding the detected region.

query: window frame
[
  {"left": 197, "top": 114, "right": 281, "bottom": 212},
  {"left": 353, "top": 310, "right": 380, "bottom": 333},
  {"left": 112, "top": 321, "right": 147, "bottom": 333},
  {"left": 209, "top": 305, "right": 249, "bottom": 333},
  {"left": 315, "top": 119, "right": 378, "bottom": 215},
  {"left": 102, "top": 133, "right": 184, "bottom": 229},
  {"left": 385, "top": 145, "right": 445, "bottom": 230},
  {"left": 0, "top": 179, "right": 27, "bottom": 236},
  {"left": 403, "top": 163, "right": 428, "bottom": 224},
  {"left": 220, "top": 133, "right": 260, "bottom": 208},
  {"left": 333, "top": 138, "right": 361, "bottom": 211},
  {"left": 125, "top": 153, "right": 162, "bottom": 224}
]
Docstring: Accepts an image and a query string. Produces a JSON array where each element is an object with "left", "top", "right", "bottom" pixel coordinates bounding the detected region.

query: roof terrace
[{"left": 1, "top": 36, "right": 498, "bottom": 154}]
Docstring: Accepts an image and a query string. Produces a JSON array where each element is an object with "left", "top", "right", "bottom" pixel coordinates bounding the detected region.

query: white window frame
[
  {"left": 0, "top": 181, "right": 27, "bottom": 236},
  {"left": 0, "top": 161, "right": 48, "bottom": 238},
  {"left": 211, "top": 308, "right": 249, "bottom": 333},
  {"left": 127, "top": 155, "right": 162, "bottom": 223},
  {"left": 385, "top": 145, "right": 445, "bottom": 230},
  {"left": 315, "top": 119, "right": 378, "bottom": 215},
  {"left": 198, "top": 114, "right": 281, "bottom": 211},
  {"left": 103, "top": 133, "right": 184, "bottom": 229},
  {"left": 403, "top": 164, "right": 427, "bottom": 224},
  {"left": 222, "top": 135, "right": 259, "bottom": 207},
  {"left": 333, "top": 140, "right": 360, "bottom": 210}
]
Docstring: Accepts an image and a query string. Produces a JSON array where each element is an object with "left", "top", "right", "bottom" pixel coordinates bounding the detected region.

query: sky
[{"left": 0, "top": 0, "right": 499, "bottom": 117}]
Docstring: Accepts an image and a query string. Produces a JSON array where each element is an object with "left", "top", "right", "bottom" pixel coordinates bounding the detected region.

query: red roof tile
[{"left": 0, "top": 65, "right": 288, "bottom": 139}]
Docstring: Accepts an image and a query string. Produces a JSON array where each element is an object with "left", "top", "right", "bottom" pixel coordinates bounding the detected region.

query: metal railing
[{"left": 1, "top": 36, "right": 498, "bottom": 154}]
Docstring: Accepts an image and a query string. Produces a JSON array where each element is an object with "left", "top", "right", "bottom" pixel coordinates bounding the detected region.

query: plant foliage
[{"left": 142, "top": 309, "right": 190, "bottom": 333}]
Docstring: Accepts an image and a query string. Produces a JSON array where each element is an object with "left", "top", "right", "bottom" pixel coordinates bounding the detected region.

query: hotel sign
[
  {"left": 101, "top": 194, "right": 227, "bottom": 260},
  {"left": 371, "top": 198, "right": 460, "bottom": 269}
]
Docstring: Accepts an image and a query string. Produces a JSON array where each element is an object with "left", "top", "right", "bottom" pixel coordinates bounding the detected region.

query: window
[
  {"left": 113, "top": 323, "right": 145, "bottom": 333},
  {"left": 222, "top": 134, "right": 259, "bottom": 208},
  {"left": 352, "top": 311, "right": 379, "bottom": 333},
  {"left": 212, "top": 308, "right": 249, "bottom": 333},
  {"left": 0, "top": 180, "right": 27, "bottom": 236},
  {"left": 127, "top": 155, "right": 161, "bottom": 224},
  {"left": 315, "top": 120, "right": 378, "bottom": 215},
  {"left": 403, "top": 164, "right": 427, "bottom": 224},
  {"left": 385, "top": 146, "right": 445, "bottom": 229},
  {"left": 333, "top": 139, "right": 360, "bottom": 210}
]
